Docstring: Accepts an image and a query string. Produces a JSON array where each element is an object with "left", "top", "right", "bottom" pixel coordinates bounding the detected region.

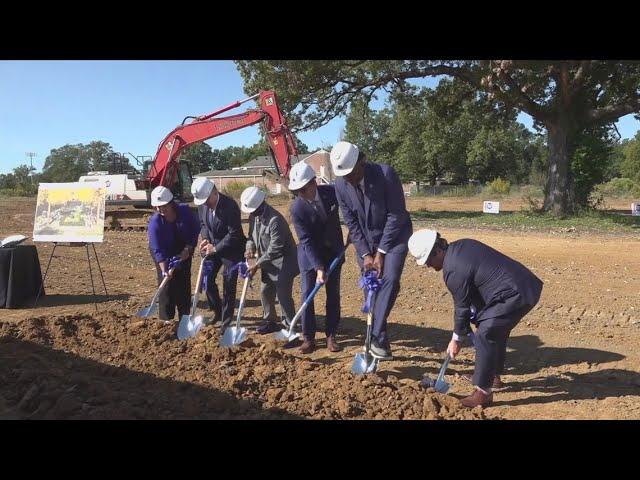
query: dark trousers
[
  {"left": 357, "top": 250, "right": 407, "bottom": 346},
  {"left": 204, "top": 255, "right": 238, "bottom": 328},
  {"left": 300, "top": 263, "right": 342, "bottom": 339},
  {"left": 261, "top": 272, "right": 297, "bottom": 325},
  {"left": 153, "top": 258, "right": 192, "bottom": 321},
  {"left": 473, "top": 302, "right": 536, "bottom": 390}
]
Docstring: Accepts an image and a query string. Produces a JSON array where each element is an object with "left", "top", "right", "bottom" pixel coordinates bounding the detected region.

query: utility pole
[{"left": 26, "top": 152, "right": 37, "bottom": 183}]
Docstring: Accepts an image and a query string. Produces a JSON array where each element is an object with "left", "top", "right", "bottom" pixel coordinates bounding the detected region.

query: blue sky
[{"left": 1, "top": 60, "right": 638, "bottom": 175}]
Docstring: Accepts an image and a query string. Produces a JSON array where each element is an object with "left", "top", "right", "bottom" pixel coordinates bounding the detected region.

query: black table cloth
[{"left": 0, "top": 245, "right": 44, "bottom": 308}]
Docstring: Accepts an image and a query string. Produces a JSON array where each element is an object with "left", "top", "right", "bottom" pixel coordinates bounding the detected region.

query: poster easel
[{"left": 33, "top": 242, "right": 108, "bottom": 311}]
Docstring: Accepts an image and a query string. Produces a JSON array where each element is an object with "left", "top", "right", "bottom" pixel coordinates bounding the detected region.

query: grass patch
[{"left": 411, "top": 208, "right": 640, "bottom": 234}]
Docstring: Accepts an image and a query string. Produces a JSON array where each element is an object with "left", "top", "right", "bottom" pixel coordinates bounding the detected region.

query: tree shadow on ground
[
  {"left": 35, "top": 293, "right": 130, "bottom": 308},
  {"left": 489, "top": 368, "right": 640, "bottom": 407},
  {"left": 503, "top": 334, "right": 625, "bottom": 375},
  {"left": 0, "top": 336, "right": 300, "bottom": 420},
  {"left": 309, "top": 317, "right": 629, "bottom": 404}
]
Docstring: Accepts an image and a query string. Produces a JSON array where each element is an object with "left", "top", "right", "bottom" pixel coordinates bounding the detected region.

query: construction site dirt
[{"left": 2, "top": 196, "right": 639, "bottom": 420}]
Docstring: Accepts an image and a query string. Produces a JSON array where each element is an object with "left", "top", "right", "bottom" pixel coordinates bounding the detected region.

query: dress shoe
[
  {"left": 256, "top": 321, "right": 279, "bottom": 335},
  {"left": 462, "top": 374, "right": 504, "bottom": 389},
  {"left": 299, "top": 338, "right": 316, "bottom": 354},
  {"left": 326, "top": 335, "right": 343, "bottom": 352},
  {"left": 369, "top": 339, "right": 392, "bottom": 359},
  {"left": 460, "top": 388, "right": 493, "bottom": 408}
]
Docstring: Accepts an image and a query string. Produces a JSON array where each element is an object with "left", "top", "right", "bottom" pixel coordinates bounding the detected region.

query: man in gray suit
[{"left": 240, "top": 186, "right": 299, "bottom": 334}]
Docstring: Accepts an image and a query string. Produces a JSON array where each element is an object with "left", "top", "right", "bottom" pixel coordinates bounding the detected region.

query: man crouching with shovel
[{"left": 408, "top": 229, "right": 543, "bottom": 408}]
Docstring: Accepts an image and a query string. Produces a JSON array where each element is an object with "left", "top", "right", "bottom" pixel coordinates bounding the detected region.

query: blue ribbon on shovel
[
  {"left": 359, "top": 270, "right": 384, "bottom": 313},
  {"left": 200, "top": 260, "right": 214, "bottom": 293},
  {"left": 167, "top": 255, "right": 182, "bottom": 271},
  {"left": 226, "top": 260, "right": 250, "bottom": 279}
]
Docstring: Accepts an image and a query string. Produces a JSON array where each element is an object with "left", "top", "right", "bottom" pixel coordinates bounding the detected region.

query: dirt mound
[{"left": 0, "top": 314, "right": 484, "bottom": 420}]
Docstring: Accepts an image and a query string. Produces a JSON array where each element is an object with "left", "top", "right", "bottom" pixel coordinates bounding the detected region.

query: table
[{"left": 0, "top": 245, "right": 44, "bottom": 308}]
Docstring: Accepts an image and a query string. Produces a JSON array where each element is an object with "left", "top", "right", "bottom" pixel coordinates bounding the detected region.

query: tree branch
[
  {"left": 496, "top": 69, "right": 549, "bottom": 122},
  {"left": 587, "top": 96, "right": 640, "bottom": 124}
]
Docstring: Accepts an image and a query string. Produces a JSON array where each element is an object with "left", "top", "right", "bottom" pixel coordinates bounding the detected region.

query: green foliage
[
  {"left": 485, "top": 177, "right": 511, "bottom": 195},
  {"left": 619, "top": 132, "right": 640, "bottom": 183},
  {"left": 0, "top": 165, "right": 38, "bottom": 196},
  {"left": 594, "top": 177, "right": 640, "bottom": 198},
  {"left": 235, "top": 60, "right": 640, "bottom": 216},
  {"left": 411, "top": 208, "right": 640, "bottom": 234},
  {"left": 40, "top": 141, "right": 130, "bottom": 183},
  {"left": 344, "top": 98, "right": 391, "bottom": 160},
  {"left": 571, "top": 126, "right": 616, "bottom": 207},
  {"left": 342, "top": 78, "right": 544, "bottom": 186},
  {"left": 180, "top": 142, "right": 217, "bottom": 174},
  {"left": 222, "top": 181, "right": 255, "bottom": 200}
]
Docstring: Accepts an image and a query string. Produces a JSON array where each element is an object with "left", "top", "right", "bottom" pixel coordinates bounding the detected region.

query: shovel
[
  {"left": 177, "top": 256, "right": 207, "bottom": 341},
  {"left": 220, "top": 271, "right": 251, "bottom": 347},
  {"left": 136, "top": 266, "right": 178, "bottom": 318},
  {"left": 421, "top": 354, "right": 452, "bottom": 393},
  {"left": 351, "top": 301, "right": 380, "bottom": 375},
  {"left": 273, "top": 247, "right": 347, "bottom": 344}
]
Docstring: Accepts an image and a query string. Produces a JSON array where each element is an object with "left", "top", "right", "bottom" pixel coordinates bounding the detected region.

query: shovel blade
[
  {"left": 220, "top": 327, "right": 248, "bottom": 347},
  {"left": 177, "top": 314, "right": 204, "bottom": 340},
  {"left": 351, "top": 352, "right": 378, "bottom": 375},
  {"left": 136, "top": 303, "right": 157, "bottom": 318},
  {"left": 434, "top": 380, "right": 450, "bottom": 394},
  {"left": 273, "top": 329, "right": 298, "bottom": 342}
]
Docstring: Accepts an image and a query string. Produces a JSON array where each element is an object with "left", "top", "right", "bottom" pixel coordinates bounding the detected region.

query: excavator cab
[{"left": 175, "top": 162, "right": 194, "bottom": 202}]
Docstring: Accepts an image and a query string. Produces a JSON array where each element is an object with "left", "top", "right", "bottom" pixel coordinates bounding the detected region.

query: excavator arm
[{"left": 146, "top": 90, "right": 298, "bottom": 191}]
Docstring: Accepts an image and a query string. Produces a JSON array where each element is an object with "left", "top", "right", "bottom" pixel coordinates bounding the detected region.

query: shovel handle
[
  {"left": 235, "top": 275, "right": 251, "bottom": 330},
  {"left": 190, "top": 257, "right": 207, "bottom": 317},
  {"left": 364, "top": 295, "right": 377, "bottom": 357},
  {"left": 144, "top": 265, "right": 177, "bottom": 313},
  {"left": 285, "top": 248, "right": 347, "bottom": 336},
  {"left": 436, "top": 354, "right": 451, "bottom": 383}
]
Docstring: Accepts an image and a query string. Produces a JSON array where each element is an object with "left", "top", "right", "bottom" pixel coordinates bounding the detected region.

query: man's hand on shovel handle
[
  {"left": 373, "top": 252, "right": 385, "bottom": 278},
  {"left": 447, "top": 338, "right": 461, "bottom": 359},
  {"left": 200, "top": 239, "right": 216, "bottom": 257}
]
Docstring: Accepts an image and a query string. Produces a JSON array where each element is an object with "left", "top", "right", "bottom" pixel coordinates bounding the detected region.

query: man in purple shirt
[{"left": 147, "top": 186, "right": 200, "bottom": 320}]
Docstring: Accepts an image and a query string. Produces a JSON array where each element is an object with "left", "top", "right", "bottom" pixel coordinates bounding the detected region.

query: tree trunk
[{"left": 543, "top": 121, "right": 575, "bottom": 216}]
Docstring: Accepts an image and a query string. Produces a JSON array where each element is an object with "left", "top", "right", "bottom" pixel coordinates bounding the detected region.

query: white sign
[
  {"left": 632, "top": 202, "right": 640, "bottom": 216},
  {"left": 483, "top": 201, "right": 500, "bottom": 214}
]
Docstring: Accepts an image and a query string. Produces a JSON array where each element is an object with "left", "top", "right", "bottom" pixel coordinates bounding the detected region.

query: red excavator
[{"left": 102, "top": 91, "right": 299, "bottom": 229}]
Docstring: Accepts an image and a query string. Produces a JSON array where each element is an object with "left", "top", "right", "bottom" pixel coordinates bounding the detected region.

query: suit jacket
[
  {"left": 335, "top": 162, "right": 412, "bottom": 259},
  {"left": 290, "top": 184, "right": 344, "bottom": 272},
  {"left": 443, "top": 239, "right": 544, "bottom": 336},
  {"left": 197, "top": 193, "right": 245, "bottom": 262},
  {"left": 246, "top": 203, "right": 299, "bottom": 282}
]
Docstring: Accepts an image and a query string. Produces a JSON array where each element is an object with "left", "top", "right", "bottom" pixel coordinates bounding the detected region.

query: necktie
[{"left": 312, "top": 200, "right": 327, "bottom": 221}]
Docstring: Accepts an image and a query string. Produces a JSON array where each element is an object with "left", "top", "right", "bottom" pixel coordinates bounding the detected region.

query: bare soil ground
[{"left": 1, "top": 196, "right": 639, "bottom": 420}]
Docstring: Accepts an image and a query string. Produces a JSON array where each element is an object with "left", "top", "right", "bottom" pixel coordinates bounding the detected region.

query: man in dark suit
[
  {"left": 288, "top": 161, "right": 345, "bottom": 354},
  {"left": 408, "top": 229, "right": 544, "bottom": 408},
  {"left": 241, "top": 186, "right": 299, "bottom": 335},
  {"left": 191, "top": 177, "right": 246, "bottom": 332},
  {"left": 330, "top": 141, "right": 413, "bottom": 360}
]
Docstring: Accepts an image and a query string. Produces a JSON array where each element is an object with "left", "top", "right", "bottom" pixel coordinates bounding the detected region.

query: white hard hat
[
  {"left": 288, "top": 161, "right": 316, "bottom": 191},
  {"left": 408, "top": 229, "right": 439, "bottom": 266},
  {"left": 191, "top": 177, "right": 215, "bottom": 206},
  {"left": 330, "top": 141, "right": 360, "bottom": 177},
  {"left": 240, "top": 186, "right": 266, "bottom": 214},
  {"left": 150, "top": 186, "right": 174, "bottom": 207}
]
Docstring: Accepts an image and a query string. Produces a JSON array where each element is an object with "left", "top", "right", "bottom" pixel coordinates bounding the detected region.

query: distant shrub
[
  {"left": 222, "top": 181, "right": 256, "bottom": 200},
  {"left": 485, "top": 177, "right": 511, "bottom": 195},
  {"left": 594, "top": 178, "right": 640, "bottom": 198},
  {"left": 439, "top": 185, "right": 483, "bottom": 197},
  {"left": 0, "top": 186, "right": 37, "bottom": 197}
]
